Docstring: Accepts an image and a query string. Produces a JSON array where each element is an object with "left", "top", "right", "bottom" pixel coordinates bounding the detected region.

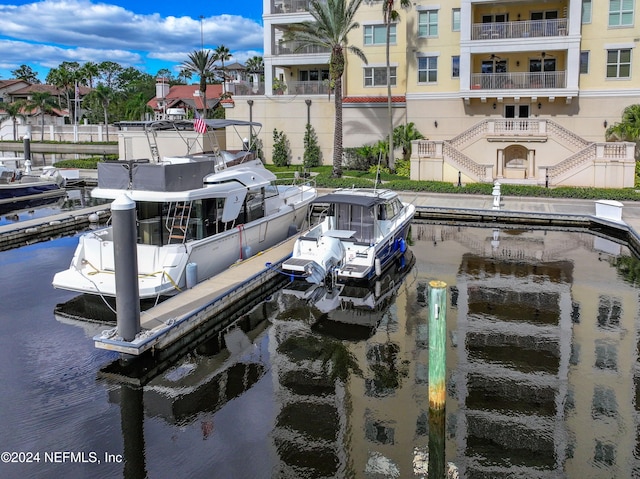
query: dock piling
[
  {"left": 112, "top": 194, "right": 140, "bottom": 341},
  {"left": 428, "top": 279, "right": 447, "bottom": 478}
]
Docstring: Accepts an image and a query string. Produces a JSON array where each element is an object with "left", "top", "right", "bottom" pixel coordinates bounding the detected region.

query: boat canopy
[
  {"left": 145, "top": 119, "right": 262, "bottom": 131},
  {"left": 312, "top": 193, "right": 388, "bottom": 209}
]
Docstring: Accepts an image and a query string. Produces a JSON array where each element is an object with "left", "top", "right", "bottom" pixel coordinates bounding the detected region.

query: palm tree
[
  {"left": 80, "top": 61, "right": 100, "bottom": 88},
  {"left": 393, "top": 122, "right": 424, "bottom": 161},
  {"left": 123, "top": 92, "right": 152, "bottom": 121},
  {"left": 181, "top": 49, "right": 216, "bottom": 118},
  {"left": 287, "top": 0, "right": 367, "bottom": 177},
  {"left": 214, "top": 45, "right": 232, "bottom": 94},
  {"left": 0, "top": 100, "right": 27, "bottom": 140},
  {"left": 25, "top": 92, "right": 56, "bottom": 141},
  {"left": 383, "top": 0, "right": 410, "bottom": 171},
  {"left": 178, "top": 68, "right": 193, "bottom": 84},
  {"left": 606, "top": 104, "right": 640, "bottom": 160},
  {"left": 89, "top": 85, "right": 115, "bottom": 141}
]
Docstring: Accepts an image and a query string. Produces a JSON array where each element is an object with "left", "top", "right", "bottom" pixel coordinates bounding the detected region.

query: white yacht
[{"left": 53, "top": 119, "right": 317, "bottom": 299}]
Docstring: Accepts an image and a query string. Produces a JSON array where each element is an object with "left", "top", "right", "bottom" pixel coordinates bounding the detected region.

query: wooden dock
[{"left": 93, "top": 236, "right": 298, "bottom": 356}]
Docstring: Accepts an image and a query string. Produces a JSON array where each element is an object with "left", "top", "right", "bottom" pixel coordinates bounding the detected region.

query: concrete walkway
[{"left": 398, "top": 191, "right": 640, "bottom": 234}]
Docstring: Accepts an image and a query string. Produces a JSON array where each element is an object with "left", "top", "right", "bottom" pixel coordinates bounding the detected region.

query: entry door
[
  {"left": 504, "top": 105, "right": 530, "bottom": 131},
  {"left": 505, "top": 105, "right": 530, "bottom": 118}
]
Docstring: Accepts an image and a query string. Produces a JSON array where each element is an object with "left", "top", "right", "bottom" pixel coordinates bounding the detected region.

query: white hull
[{"left": 53, "top": 194, "right": 312, "bottom": 299}]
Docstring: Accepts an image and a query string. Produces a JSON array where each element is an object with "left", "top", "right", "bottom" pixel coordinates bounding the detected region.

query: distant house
[
  {"left": 148, "top": 78, "right": 224, "bottom": 120},
  {"left": 0, "top": 79, "right": 30, "bottom": 104},
  {"left": 4, "top": 83, "right": 91, "bottom": 126}
]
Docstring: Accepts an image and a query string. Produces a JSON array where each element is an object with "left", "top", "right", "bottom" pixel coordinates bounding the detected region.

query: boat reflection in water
[{"left": 50, "top": 225, "right": 640, "bottom": 479}]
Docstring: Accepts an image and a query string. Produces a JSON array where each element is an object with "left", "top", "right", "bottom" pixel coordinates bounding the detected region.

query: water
[
  {"left": 0, "top": 224, "right": 638, "bottom": 478},
  {"left": 0, "top": 187, "right": 101, "bottom": 225}
]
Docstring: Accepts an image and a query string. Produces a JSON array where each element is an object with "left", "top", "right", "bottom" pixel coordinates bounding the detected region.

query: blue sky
[{"left": 0, "top": 0, "right": 264, "bottom": 82}]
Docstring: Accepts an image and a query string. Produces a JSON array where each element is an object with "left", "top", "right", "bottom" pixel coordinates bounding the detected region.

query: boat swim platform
[{"left": 93, "top": 236, "right": 298, "bottom": 356}]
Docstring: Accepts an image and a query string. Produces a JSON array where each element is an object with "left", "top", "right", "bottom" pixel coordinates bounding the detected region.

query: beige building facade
[{"left": 224, "top": 0, "right": 638, "bottom": 187}]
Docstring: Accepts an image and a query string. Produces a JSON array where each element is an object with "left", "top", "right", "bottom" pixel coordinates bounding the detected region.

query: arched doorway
[{"left": 503, "top": 145, "right": 529, "bottom": 179}]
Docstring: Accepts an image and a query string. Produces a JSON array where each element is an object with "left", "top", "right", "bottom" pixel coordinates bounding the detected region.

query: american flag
[{"left": 194, "top": 112, "right": 207, "bottom": 134}]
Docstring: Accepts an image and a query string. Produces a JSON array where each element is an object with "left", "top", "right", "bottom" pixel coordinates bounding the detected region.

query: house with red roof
[{"left": 148, "top": 78, "right": 224, "bottom": 120}]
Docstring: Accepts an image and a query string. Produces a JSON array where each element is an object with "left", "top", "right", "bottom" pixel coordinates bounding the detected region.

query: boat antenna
[{"left": 374, "top": 150, "right": 383, "bottom": 192}]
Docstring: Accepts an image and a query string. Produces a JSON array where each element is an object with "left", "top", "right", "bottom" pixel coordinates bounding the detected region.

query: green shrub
[{"left": 272, "top": 128, "right": 290, "bottom": 167}]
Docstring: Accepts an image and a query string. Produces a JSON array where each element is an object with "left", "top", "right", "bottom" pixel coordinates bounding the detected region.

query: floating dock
[{"left": 93, "top": 236, "right": 297, "bottom": 356}]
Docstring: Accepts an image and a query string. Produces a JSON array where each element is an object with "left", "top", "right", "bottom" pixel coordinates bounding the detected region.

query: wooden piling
[
  {"left": 428, "top": 279, "right": 447, "bottom": 478},
  {"left": 428, "top": 280, "right": 447, "bottom": 410}
]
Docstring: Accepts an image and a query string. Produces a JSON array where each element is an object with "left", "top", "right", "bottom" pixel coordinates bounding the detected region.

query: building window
[
  {"left": 582, "top": 0, "right": 592, "bottom": 23},
  {"left": 606, "top": 49, "right": 631, "bottom": 78},
  {"left": 364, "top": 24, "right": 396, "bottom": 45},
  {"left": 580, "top": 51, "right": 590, "bottom": 73},
  {"left": 418, "top": 10, "right": 438, "bottom": 37},
  {"left": 452, "top": 8, "right": 461, "bottom": 31},
  {"left": 418, "top": 56, "right": 438, "bottom": 83},
  {"left": 364, "top": 67, "right": 397, "bottom": 87},
  {"left": 609, "top": 0, "right": 634, "bottom": 27},
  {"left": 595, "top": 339, "right": 618, "bottom": 371},
  {"left": 452, "top": 56, "right": 460, "bottom": 78}
]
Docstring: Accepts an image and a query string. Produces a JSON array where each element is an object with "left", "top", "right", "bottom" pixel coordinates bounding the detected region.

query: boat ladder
[
  {"left": 145, "top": 127, "right": 161, "bottom": 162},
  {"left": 166, "top": 201, "right": 193, "bottom": 243}
]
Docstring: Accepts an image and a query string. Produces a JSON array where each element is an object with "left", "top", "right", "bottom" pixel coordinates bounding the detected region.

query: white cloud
[{"left": 0, "top": 0, "right": 263, "bottom": 79}]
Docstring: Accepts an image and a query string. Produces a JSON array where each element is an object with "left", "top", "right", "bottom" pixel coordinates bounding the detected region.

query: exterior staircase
[{"left": 411, "top": 119, "right": 636, "bottom": 188}]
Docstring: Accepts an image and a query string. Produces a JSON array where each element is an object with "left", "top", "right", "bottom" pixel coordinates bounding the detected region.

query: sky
[{"left": 0, "top": 0, "right": 264, "bottom": 82}]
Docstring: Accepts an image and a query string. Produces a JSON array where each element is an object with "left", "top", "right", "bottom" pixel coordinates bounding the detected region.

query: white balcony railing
[
  {"left": 272, "top": 80, "right": 331, "bottom": 95},
  {"left": 471, "top": 18, "right": 568, "bottom": 41},
  {"left": 470, "top": 71, "right": 566, "bottom": 90},
  {"left": 274, "top": 41, "right": 331, "bottom": 55}
]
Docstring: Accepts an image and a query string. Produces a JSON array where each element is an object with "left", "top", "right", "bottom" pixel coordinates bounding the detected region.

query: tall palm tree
[
  {"left": 25, "top": 92, "right": 56, "bottom": 141},
  {"left": 178, "top": 68, "right": 193, "bottom": 84},
  {"left": 383, "top": 0, "right": 410, "bottom": 171},
  {"left": 214, "top": 45, "right": 232, "bottom": 94},
  {"left": 80, "top": 61, "right": 100, "bottom": 88},
  {"left": 89, "top": 85, "right": 114, "bottom": 142},
  {"left": 0, "top": 100, "right": 27, "bottom": 140},
  {"left": 181, "top": 49, "right": 216, "bottom": 118},
  {"left": 124, "top": 92, "right": 152, "bottom": 121},
  {"left": 287, "top": 0, "right": 367, "bottom": 177}
]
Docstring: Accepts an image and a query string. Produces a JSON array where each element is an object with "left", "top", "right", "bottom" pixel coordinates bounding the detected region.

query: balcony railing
[
  {"left": 273, "top": 0, "right": 313, "bottom": 13},
  {"left": 273, "top": 80, "right": 331, "bottom": 95},
  {"left": 274, "top": 41, "right": 331, "bottom": 55},
  {"left": 471, "top": 18, "right": 568, "bottom": 40},
  {"left": 226, "top": 81, "right": 266, "bottom": 96},
  {"left": 470, "top": 71, "right": 566, "bottom": 90}
]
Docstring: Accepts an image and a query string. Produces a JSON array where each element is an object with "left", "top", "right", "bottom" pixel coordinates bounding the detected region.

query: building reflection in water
[{"left": 104, "top": 225, "right": 639, "bottom": 478}]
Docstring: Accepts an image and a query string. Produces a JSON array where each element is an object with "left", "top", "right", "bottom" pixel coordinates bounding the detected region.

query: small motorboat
[
  {"left": 0, "top": 161, "right": 66, "bottom": 214},
  {"left": 282, "top": 188, "right": 415, "bottom": 284}
]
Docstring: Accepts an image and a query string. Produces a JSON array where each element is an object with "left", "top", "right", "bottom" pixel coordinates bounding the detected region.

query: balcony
[
  {"left": 274, "top": 41, "right": 331, "bottom": 56},
  {"left": 273, "top": 0, "right": 313, "bottom": 14},
  {"left": 470, "top": 71, "right": 566, "bottom": 90},
  {"left": 273, "top": 80, "right": 331, "bottom": 95},
  {"left": 471, "top": 19, "right": 568, "bottom": 41},
  {"left": 226, "top": 81, "right": 266, "bottom": 96}
]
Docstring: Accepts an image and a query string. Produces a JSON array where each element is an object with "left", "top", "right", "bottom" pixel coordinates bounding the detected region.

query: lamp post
[
  {"left": 247, "top": 99, "right": 254, "bottom": 145},
  {"left": 305, "top": 99, "right": 312, "bottom": 125}
]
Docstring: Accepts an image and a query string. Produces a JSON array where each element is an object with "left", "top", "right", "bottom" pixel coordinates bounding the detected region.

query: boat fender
[
  {"left": 375, "top": 258, "right": 382, "bottom": 276},
  {"left": 287, "top": 223, "right": 298, "bottom": 237},
  {"left": 186, "top": 262, "right": 197, "bottom": 289},
  {"left": 375, "top": 280, "right": 381, "bottom": 297},
  {"left": 242, "top": 245, "right": 252, "bottom": 258},
  {"left": 399, "top": 238, "right": 407, "bottom": 253}
]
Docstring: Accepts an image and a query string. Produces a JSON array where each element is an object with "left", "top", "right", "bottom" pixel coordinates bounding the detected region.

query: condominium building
[{"left": 225, "top": 0, "right": 638, "bottom": 188}]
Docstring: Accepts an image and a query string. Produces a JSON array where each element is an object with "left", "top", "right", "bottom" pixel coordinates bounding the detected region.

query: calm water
[{"left": 0, "top": 224, "right": 639, "bottom": 479}]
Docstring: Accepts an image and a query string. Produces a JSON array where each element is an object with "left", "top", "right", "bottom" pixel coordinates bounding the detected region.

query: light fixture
[
  {"left": 492, "top": 103, "right": 496, "bottom": 109},
  {"left": 604, "top": 120, "right": 608, "bottom": 128},
  {"left": 538, "top": 102, "right": 542, "bottom": 109},
  {"left": 434, "top": 121, "right": 438, "bottom": 128},
  {"left": 516, "top": 60, "right": 520, "bottom": 66}
]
